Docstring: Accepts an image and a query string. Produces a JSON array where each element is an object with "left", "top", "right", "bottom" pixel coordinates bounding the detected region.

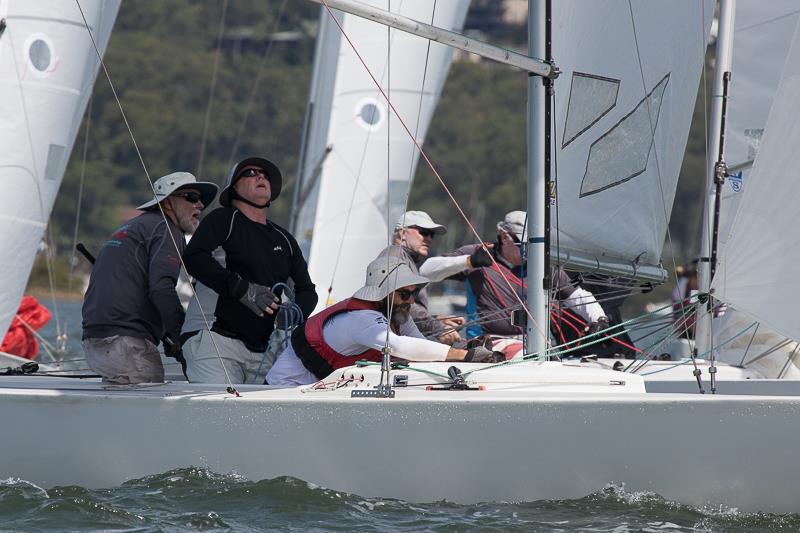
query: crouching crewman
[{"left": 266, "top": 256, "right": 499, "bottom": 386}]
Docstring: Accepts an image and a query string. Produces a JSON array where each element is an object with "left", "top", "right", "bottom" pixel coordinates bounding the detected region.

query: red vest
[{"left": 291, "top": 297, "right": 384, "bottom": 379}]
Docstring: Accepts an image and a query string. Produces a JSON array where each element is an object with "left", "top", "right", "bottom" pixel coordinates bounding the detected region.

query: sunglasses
[
  {"left": 396, "top": 287, "right": 421, "bottom": 301},
  {"left": 238, "top": 168, "right": 267, "bottom": 179},
  {"left": 412, "top": 227, "right": 435, "bottom": 238},
  {"left": 172, "top": 191, "right": 203, "bottom": 204}
]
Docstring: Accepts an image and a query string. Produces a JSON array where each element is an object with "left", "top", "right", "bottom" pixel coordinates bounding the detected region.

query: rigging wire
[
  {"left": 318, "top": 0, "right": 550, "bottom": 343},
  {"left": 74, "top": 0, "right": 239, "bottom": 396},
  {"left": 196, "top": 0, "right": 230, "bottom": 181},
  {"left": 225, "top": 0, "right": 289, "bottom": 169}
]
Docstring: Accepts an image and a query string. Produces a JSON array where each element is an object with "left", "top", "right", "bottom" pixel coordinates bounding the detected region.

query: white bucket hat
[
  {"left": 394, "top": 210, "right": 447, "bottom": 235},
  {"left": 353, "top": 256, "right": 430, "bottom": 302},
  {"left": 136, "top": 172, "right": 219, "bottom": 211},
  {"left": 497, "top": 210, "right": 527, "bottom": 241}
]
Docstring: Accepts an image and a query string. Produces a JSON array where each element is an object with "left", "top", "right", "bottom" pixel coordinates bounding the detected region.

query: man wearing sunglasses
[
  {"left": 82, "top": 172, "right": 218, "bottom": 384},
  {"left": 266, "top": 256, "right": 500, "bottom": 387},
  {"left": 182, "top": 157, "right": 317, "bottom": 384},
  {"left": 378, "top": 211, "right": 493, "bottom": 346},
  {"left": 447, "top": 211, "right": 608, "bottom": 349}
]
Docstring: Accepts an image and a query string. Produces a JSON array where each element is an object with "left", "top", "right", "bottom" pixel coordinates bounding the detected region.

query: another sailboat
[
  {"left": 4, "top": 0, "right": 800, "bottom": 514},
  {"left": 0, "top": 0, "right": 119, "bottom": 342}
]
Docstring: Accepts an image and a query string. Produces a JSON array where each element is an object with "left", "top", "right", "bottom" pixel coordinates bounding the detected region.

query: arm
[
  {"left": 183, "top": 209, "right": 248, "bottom": 299},
  {"left": 419, "top": 255, "right": 470, "bottom": 282},
  {"left": 563, "top": 287, "right": 607, "bottom": 323},
  {"left": 353, "top": 314, "right": 451, "bottom": 361},
  {"left": 147, "top": 222, "right": 186, "bottom": 343}
]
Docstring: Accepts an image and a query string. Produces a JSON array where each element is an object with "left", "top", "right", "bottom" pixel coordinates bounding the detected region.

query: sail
[
  {"left": 551, "top": 0, "right": 714, "bottom": 281},
  {"left": 291, "top": 1, "right": 470, "bottom": 311},
  {"left": 711, "top": 16, "right": 800, "bottom": 343},
  {"left": 0, "top": 0, "right": 120, "bottom": 338},
  {"left": 717, "top": 1, "right": 800, "bottom": 252}
]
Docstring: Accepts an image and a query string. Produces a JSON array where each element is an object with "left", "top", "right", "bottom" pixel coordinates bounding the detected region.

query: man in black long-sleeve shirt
[
  {"left": 82, "top": 172, "right": 218, "bottom": 384},
  {"left": 182, "top": 156, "right": 317, "bottom": 384}
]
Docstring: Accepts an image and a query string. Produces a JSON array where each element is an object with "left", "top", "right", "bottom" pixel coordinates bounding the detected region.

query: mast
[
  {"left": 696, "top": 0, "right": 736, "bottom": 370},
  {"left": 526, "top": 0, "right": 550, "bottom": 357}
]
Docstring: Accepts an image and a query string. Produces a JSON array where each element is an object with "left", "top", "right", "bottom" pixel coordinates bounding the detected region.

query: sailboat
[{"left": 4, "top": 0, "right": 800, "bottom": 514}]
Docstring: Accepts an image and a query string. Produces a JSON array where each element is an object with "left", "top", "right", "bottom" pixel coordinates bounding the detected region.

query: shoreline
[{"left": 25, "top": 288, "right": 84, "bottom": 302}]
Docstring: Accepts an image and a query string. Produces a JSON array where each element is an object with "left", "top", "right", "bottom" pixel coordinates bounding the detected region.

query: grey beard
[{"left": 391, "top": 306, "right": 410, "bottom": 327}]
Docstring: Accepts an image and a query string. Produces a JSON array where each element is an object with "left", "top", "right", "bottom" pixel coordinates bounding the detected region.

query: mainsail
[
  {"left": 0, "top": 0, "right": 120, "bottom": 338},
  {"left": 291, "top": 1, "right": 470, "bottom": 311},
  {"left": 550, "top": 0, "right": 714, "bottom": 281}
]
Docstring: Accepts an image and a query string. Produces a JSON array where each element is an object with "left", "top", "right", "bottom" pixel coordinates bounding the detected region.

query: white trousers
[{"left": 183, "top": 329, "right": 273, "bottom": 384}]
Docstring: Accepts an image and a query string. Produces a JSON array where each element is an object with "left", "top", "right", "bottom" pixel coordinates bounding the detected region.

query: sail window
[
  {"left": 579, "top": 74, "right": 669, "bottom": 197},
  {"left": 562, "top": 73, "right": 620, "bottom": 148},
  {"left": 355, "top": 99, "right": 385, "bottom": 130},
  {"left": 44, "top": 144, "right": 65, "bottom": 181},
  {"left": 28, "top": 39, "right": 52, "bottom": 72}
]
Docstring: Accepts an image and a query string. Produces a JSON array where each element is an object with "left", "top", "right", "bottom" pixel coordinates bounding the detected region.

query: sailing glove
[
  {"left": 239, "top": 282, "right": 279, "bottom": 317},
  {"left": 468, "top": 247, "right": 493, "bottom": 268},
  {"left": 464, "top": 345, "right": 503, "bottom": 363}
]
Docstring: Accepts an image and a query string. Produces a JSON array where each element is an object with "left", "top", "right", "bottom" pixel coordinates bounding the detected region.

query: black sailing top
[{"left": 183, "top": 207, "right": 317, "bottom": 352}]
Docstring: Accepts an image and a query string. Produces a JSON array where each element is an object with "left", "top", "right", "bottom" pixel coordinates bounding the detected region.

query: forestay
[
  {"left": 291, "top": 1, "right": 470, "bottom": 311},
  {"left": 712, "top": 16, "right": 800, "bottom": 343},
  {"left": 0, "top": 0, "right": 120, "bottom": 338},
  {"left": 551, "top": 0, "right": 714, "bottom": 281}
]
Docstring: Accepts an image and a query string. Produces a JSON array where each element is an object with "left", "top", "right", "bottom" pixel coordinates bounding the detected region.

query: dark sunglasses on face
[
  {"left": 412, "top": 227, "right": 435, "bottom": 238},
  {"left": 396, "top": 287, "right": 421, "bottom": 301},
  {"left": 238, "top": 168, "right": 267, "bottom": 179},
  {"left": 172, "top": 191, "right": 203, "bottom": 205}
]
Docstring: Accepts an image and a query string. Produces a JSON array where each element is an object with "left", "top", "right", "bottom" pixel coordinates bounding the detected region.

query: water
[
  {"left": 7, "top": 301, "right": 798, "bottom": 531},
  {"left": 1, "top": 468, "right": 797, "bottom": 532}
]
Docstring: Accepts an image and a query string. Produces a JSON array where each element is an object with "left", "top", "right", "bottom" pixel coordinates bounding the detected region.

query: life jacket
[{"left": 291, "top": 297, "right": 384, "bottom": 379}]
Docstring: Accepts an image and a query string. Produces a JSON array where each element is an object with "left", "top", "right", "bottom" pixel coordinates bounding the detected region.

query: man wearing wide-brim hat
[
  {"left": 266, "top": 256, "right": 500, "bottom": 387},
  {"left": 182, "top": 157, "right": 317, "bottom": 384},
  {"left": 82, "top": 172, "right": 218, "bottom": 384}
]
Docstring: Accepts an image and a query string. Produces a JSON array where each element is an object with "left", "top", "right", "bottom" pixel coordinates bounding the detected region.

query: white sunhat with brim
[
  {"left": 352, "top": 256, "right": 430, "bottom": 302},
  {"left": 136, "top": 172, "right": 219, "bottom": 211},
  {"left": 497, "top": 210, "right": 527, "bottom": 241},
  {"left": 394, "top": 210, "right": 447, "bottom": 235}
]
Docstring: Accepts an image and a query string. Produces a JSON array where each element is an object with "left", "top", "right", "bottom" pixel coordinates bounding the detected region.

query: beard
[
  {"left": 176, "top": 210, "right": 200, "bottom": 234},
  {"left": 390, "top": 304, "right": 410, "bottom": 327}
]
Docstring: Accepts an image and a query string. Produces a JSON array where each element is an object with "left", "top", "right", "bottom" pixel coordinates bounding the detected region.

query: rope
[
  {"left": 196, "top": 0, "right": 230, "bottom": 180},
  {"left": 254, "top": 282, "right": 303, "bottom": 383}
]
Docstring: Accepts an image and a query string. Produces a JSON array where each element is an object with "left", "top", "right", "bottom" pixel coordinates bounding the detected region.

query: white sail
[
  {"left": 551, "top": 0, "right": 714, "bottom": 281},
  {"left": 292, "top": 1, "right": 470, "bottom": 310},
  {"left": 712, "top": 16, "right": 800, "bottom": 343},
  {"left": 717, "top": 1, "right": 800, "bottom": 252},
  {"left": 0, "top": 0, "right": 120, "bottom": 337}
]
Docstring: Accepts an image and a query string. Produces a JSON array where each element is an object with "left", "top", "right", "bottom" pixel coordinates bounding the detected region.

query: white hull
[{"left": 2, "top": 362, "right": 799, "bottom": 513}]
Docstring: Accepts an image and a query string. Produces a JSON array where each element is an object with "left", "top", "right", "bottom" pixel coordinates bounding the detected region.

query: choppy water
[{"left": 1, "top": 467, "right": 798, "bottom": 532}]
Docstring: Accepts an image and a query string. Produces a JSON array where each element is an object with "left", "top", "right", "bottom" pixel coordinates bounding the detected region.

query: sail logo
[{"left": 729, "top": 171, "right": 743, "bottom": 193}]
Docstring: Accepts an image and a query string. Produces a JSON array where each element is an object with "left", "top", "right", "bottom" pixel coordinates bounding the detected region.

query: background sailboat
[
  {"left": 0, "top": 0, "right": 119, "bottom": 341},
  {"left": 290, "top": 1, "right": 470, "bottom": 311}
]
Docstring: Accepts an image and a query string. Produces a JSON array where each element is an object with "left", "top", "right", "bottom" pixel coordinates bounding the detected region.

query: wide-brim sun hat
[
  {"left": 137, "top": 172, "right": 219, "bottom": 210},
  {"left": 353, "top": 256, "right": 429, "bottom": 302},
  {"left": 394, "top": 210, "right": 447, "bottom": 235},
  {"left": 219, "top": 156, "right": 283, "bottom": 207}
]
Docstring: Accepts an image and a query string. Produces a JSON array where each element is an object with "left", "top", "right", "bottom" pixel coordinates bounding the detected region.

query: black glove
[
  {"left": 585, "top": 316, "right": 610, "bottom": 336},
  {"left": 239, "top": 282, "right": 278, "bottom": 317},
  {"left": 469, "top": 247, "right": 493, "bottom": 268},
  {"left": 464, "top": 345, "right": 497, "bottom": 363},
  {"left": 162, "top": 335, "right": 184, "bottom": 362}
]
